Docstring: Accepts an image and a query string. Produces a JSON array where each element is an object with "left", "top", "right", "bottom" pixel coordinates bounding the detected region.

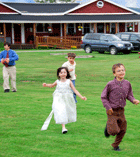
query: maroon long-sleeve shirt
[{"left": 101, "top": 78, "right": 135, "bottom": 111}]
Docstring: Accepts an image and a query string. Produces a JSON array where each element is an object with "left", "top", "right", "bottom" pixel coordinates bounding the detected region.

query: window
[
  {"left": 107, "top": 35, "right": 121, "bottom": 41},
  {"left": 84, "top": 23, "right": 90, "bottom": 35},
  {"left": 100, "top": 35, "right": 107, "bottom": 40},
  {"left": 116, "top": 34, "right": 121, "bottom": 38},
  {"left": 86, "top": 34, "right": 94, "bottom": 40},
  {"left": 130, "top": 35, "right": 139, "bottom": 41},
  {"left": 121, "top": 34, "right": 130, "bottom": 41},
  {"left": 111, "top": 23, "right": 115, "bottom": 34},
  {"left": 85, "top": 34, "right": 100, "bottom": 40},
  {"left": 44, "top": 24, "right": 49, "bottom": 32},
  {"left": 68, "top": 23, "right": 74, "bottom": 35},
  {"left": 0, "top": 23, "right": 3, "bottom": 35},
  {"left": 37, "top": 24, "right": 43, "bottom": 32},
  {"left": 92, "top": 34, "right": 100, "bottom": 40},
  {"left": 36, "top": 23, "right": 52, "bottom": 33}
]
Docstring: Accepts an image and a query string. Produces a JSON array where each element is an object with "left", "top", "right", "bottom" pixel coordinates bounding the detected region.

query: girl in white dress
[{"left": 42, "top": 67, "right": 87, "bottom": 134}]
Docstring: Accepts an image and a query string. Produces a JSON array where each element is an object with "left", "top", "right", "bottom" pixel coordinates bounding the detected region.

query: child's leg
[
  {"left": 71, "top": 80, "right": 77, "bottom": 103},
  {"left": 62, "top": 124, "right": 66, "bottom": 129},
  {"left": 107, "top": 114, "right": 120, "bottom": 136},
  {"left": 111, "top": 110, "right": 127, "bottom": 148},
  {"left": 62, "top": 124, "right": 68, "bottom": 134}
]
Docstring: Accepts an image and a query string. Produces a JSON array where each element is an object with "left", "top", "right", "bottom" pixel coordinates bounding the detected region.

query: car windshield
[{"left": 107, "top": 35, "right": 121, "bottom": 41}]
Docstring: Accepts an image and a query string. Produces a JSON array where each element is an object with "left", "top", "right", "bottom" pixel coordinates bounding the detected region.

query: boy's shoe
[
  {"left": 62, "top": 128, "right": 68, "bottom": 134},
  {"left": 113, "top": 146, "right": 121, "bottom": 151},
  {"left": 4, "top": 89, "right": 10, "bottom": 93},
  {"left": 12, "top": 90, "right": 17, "bottom": 92},
  {"left": 104, "top": 124, "right": 110, "bottom": 138}
]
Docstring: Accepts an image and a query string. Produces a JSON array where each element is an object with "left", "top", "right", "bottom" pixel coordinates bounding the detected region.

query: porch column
[
  {"left": 133, "top": 22, "right": 135, "bottom": 32},
  {"left": 3, "top": 23, "right": 6, "bottom": 43},
  {"left": 74, "top": 23, "right": 76, "bottom": 33},
  {"left": 60, "top": 23, "right": 62, "bottom": 37},
  {"left": 115, "top": 23, "right": 118, "bottom": 34},
  {"left": 64, "top": 23, "right": 66, "bottom": 37},
  {"left": 94, "top": 23, "right": 96, "bottom": 33},
  {"left": 21, "top": 23, "right": 25, "bottom": 44},
  {"left": 90, "top": 23, "right": 92, "bottom": 33},
  {"left": 12, "top": 23, "right": 14, "bottom": 44},
  {"left": 33, "top": 23, "right": 36, "bottom": 46},
  {"left": 125, "top": 23, "right": 127, "bottom": 32},
  {"left": 104, "top": 23, "right": 106, "bottom": 33}
]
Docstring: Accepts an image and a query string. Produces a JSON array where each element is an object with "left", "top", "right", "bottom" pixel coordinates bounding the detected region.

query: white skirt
[{"left": 52, "top": 92, "right": 77, "bottom": 124}]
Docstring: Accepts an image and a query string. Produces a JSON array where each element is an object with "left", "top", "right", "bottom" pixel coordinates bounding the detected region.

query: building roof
[
  {"left": 0, "top": 1, "right": 140, "bottom": 23},
  {"left": 1, "top": 14, "right": 140, "bottom": 23},
  {"left": 0, "top": 0, "right": 35, "bottom": 2},
  {"left": 3, "top": 2, "right": 79, "bottom": 13},
  {"left": 65, "top": 0, "right": 140, "bottom": 15}
]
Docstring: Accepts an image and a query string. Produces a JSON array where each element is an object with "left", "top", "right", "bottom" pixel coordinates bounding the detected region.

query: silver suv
[{"left": 81, "top": 33, "right": 133, "bottom": 55}]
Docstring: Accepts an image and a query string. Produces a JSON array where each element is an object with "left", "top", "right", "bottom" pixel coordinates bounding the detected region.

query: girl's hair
[
  {"left": 57, "top": 67, "right": 71, "bottom": 79},
  {"left": 112, "top": 63, "right": 125, "bottom": 73}
]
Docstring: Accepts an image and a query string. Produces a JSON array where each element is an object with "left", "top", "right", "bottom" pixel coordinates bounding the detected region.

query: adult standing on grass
[
  {"left": 0, "top": 42, "right": 19, "bottom": 93},
  {"left": 41, "top": 67, "right": 87, "bottom": 134},
  {"left": 101, "top": 63, "right": 139, "bottom": 151},
  {"left": 62, "top": 53, "right": 77, "bottom": 103}
]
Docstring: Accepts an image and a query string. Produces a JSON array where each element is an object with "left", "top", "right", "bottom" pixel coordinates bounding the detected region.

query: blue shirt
[{"left": 0, "top": 49, "right": 19, "bottom": 66}]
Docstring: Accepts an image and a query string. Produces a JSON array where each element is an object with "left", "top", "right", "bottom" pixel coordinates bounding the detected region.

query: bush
[{"left": 0, "top": 42, "right": 4, "bottom": 50}]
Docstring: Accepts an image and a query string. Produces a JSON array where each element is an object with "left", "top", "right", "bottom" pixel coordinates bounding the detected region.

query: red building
[{"left": 0, "top": 0, "right": 140, "bottom": 47}]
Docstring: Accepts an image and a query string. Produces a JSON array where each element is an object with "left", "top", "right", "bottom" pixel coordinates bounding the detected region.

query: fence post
[{"left": 36, "top": 36, "right": 38, "bottom": 49}]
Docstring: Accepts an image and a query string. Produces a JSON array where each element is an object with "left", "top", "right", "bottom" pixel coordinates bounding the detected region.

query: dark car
[
  {"left": 116, "top": 32, "right": 140, "bottom": 51},
  {"left": 81, "top": 33, "right": 133, "bottom": 55}
]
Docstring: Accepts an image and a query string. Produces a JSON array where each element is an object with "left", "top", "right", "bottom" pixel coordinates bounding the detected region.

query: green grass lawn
[{"left": 0, "top": 50, "right": 140, "bottom": 157}]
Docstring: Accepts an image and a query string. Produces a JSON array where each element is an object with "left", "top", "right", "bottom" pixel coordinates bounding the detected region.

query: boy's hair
[
  {"left": 67, "top": 53, "right": 76, "bottom": 58},
  {"left": 4, "top": 42, "right": 11, "bottom": 48},
  {"left": 112, "top": 63, "right": 125, "bottom": 73},
  {"left": 57, "top": 67, "right": 71, "bottom": 79}
]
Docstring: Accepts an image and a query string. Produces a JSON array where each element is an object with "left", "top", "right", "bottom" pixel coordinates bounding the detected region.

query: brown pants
[{"left": 107, "top": 107, "right": 127, "bottom": 148}]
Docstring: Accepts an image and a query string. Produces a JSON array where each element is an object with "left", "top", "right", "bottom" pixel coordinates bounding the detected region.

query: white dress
[{"left": 52, "top": 79, "right": 77, "bottom": 124}]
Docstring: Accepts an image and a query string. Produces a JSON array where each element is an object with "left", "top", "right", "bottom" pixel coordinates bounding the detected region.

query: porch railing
[{"left": 36, "top": 36, "right": 82, "bottom": 49}]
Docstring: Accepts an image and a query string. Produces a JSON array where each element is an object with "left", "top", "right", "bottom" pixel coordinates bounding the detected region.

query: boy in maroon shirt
[{"left": 101, "top": 63, "right": 139, "bottom": 151}]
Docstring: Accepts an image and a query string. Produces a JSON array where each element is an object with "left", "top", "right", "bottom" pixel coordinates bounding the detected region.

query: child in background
[
  {"left": 62, "top": 53, "right": 77, "bottom": 103},
  {"left": 42, "top": 67, "right": 87, "bottom": 134},
  {"left": 101, "top": 63, "right": 139, "bottom": 151}
]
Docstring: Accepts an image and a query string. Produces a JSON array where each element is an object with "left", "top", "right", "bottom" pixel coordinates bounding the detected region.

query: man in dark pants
[{"left": 101, "top": 63, "right": 139, "bottom": 151}]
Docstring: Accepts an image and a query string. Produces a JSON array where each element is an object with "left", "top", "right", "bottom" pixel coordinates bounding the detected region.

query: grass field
[{"left": 0, "top": 50, "right": 140, "bottom": 157}]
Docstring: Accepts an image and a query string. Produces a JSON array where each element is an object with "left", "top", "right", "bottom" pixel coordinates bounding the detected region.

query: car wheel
[
  {"left": 98, "top": 51, "right": 104, "bottom": 54},
  {"left": 110, "top": 46, "right": 118, "bottom": 55},
  {"left": 85, "top": 45, "right": 92, "bottom": 53},
  {"left": 123, "top": 50, "right": 131, "bottom": 54}
]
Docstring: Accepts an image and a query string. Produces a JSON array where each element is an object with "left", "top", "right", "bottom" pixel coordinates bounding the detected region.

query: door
[
  {"left": 97, "top": 23, "right": 104, "bottom": 33},
  {"left": 119, "top": 23, "right": 125, "bottom": 32},
  {"left": 130, "top": 34, "right": 140, "bottom": 50},
  {"left": 89, "top": 34, "right": 100, "bottom": 51},
  {"left": 25, "top": 24, "right": 33, "bottom": 44},
  {"left": 14, "top": 24, "right": 21, "bottom": 43},
  {"left": 99, "top": 35, "right": 109, "bottom": 51}
]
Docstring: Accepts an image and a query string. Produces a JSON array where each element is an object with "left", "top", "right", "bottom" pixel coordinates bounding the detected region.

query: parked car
[
  {"left": 81, "top": 33, "right": 133, "bottom": 55},
  {"left": 116, "top": 32, "right": 140, "bottom": 51}
]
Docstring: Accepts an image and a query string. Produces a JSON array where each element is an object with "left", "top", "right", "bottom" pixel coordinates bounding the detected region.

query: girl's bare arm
[
  {"left": 70, "top": 81, "right": 87, "bottom": 100},
  {"left": 42, "top": 81, "right": 57, "bottom": 88}
]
